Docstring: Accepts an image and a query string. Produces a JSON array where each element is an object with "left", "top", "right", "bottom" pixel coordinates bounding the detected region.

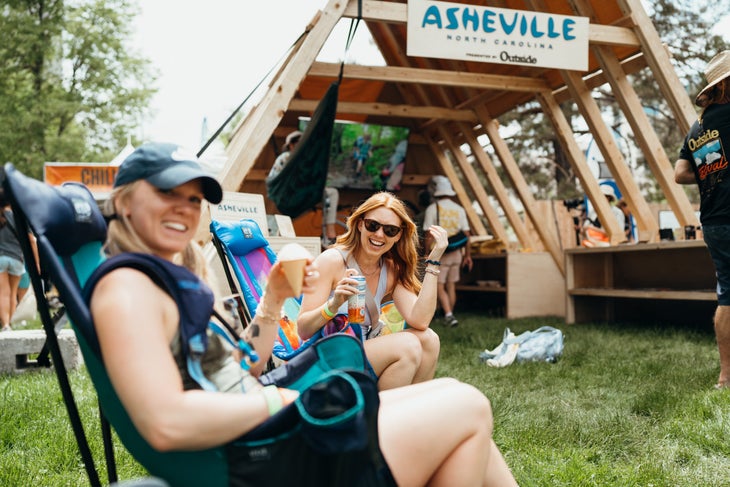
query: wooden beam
[
  {"left": 308, "top": 62, "right": 550, "bottom": 93},
  {"left": 437, "top": 125, "right": 511, "bottom": 244},
  {"left": 552, "top": 52, "right": 647, "bottom": 104},
  {"left": 344, "top": 1, "right": 640, "bottom": 47},
  {"left": 614, "top": 0, "right": 697, "bottom": 134},
  {"left": 535, "top": 92, "right": 625, "bottom": 245},
  {"left": 560, "top": 69, "right": 659, "bottom": 242},
  {"left": 456, "top": 122, "right": 537, "bottom": 249},
  {"left": 288, "top": 99, "right": 478, "bottom": 122},
  {"left": 220, "top": 0, "right": 346, "bottom": 192},
  {"left": 474, "top": 105, "right": 565, "bottom": 274},
  {"left": 592, "top": 44, "right": 699, "bottom": 228},
  {"left": 423, "top": 135, "right": 489, "bottom": 236}
]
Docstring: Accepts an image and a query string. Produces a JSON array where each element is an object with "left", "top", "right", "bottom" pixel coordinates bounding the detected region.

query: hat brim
[
  {"left": 433, "top": 190, "right": 456, "bottom": 197},
  {"left": 696, "top": 75, "right": 729, "bottom": 105},
  {"left": 147, "top": 165, "right": 223, "bottom": 204}
]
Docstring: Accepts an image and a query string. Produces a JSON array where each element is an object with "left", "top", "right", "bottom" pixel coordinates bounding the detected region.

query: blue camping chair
[
  {"left": 3, "top": 165, "right": 394, "bottom": 487},
  {"left": 210, "top": 219, "right": 363, "bottom": 362}
]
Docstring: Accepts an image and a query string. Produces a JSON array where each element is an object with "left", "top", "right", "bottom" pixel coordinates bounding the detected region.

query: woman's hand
[
  {"left": 426, "top": 225, "right": 448, "bottom": 260},
  {"left": 329, "top": 268, "right": 361, "bottom": 309},
  {"left": 266, "top": 260, "right": 319, "bottom": 303}
]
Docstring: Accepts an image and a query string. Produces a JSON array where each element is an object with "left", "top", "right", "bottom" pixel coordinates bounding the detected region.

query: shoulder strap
[{"left": 84, "top": 253, "right": 220, "bottom": 391}]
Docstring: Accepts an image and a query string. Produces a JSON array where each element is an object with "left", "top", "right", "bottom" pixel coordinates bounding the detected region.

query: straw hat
[{"left": 696, "top": 50, "right": 730, "bottom": 105}]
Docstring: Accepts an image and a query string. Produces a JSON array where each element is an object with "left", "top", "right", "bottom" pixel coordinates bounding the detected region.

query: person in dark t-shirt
[{"left": 675, "top": 50, "right": 730, "bottom": 390}]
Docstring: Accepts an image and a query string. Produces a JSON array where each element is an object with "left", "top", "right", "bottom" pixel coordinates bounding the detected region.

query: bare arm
[
  {"left": 675, "top": 158, "right": 696, "bottom": 185},
  {"left": 393, "top": 225, "right": 448, "bottom": 330},
  {"left": 91, "top": 261, "right": 315, "bottom": 451},
  {"left": 297, "top": 248, "right": 358, "bottom": 339}
]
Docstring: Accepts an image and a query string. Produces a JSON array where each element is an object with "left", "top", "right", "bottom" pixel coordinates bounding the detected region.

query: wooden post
[
  {"left": 560, "top": 70, "right": 659, "bottom": 242},
  {"left": 456, "top": 122, "right": 537, "bottom": 249},
  {"left": 534, "top": 93, "right": 625, "bottom": 246},
  {"left": 436, "top": 125, "right": 510, "bottom": 243},
  {"left": 219, "top": 0, "right": 347, "bottom": 192},
  {"left": 474, "top": 105, "right": 565, "bottom": 274},
  {"left": 423, "top": 135, "right": 489, "bottom": 237}
]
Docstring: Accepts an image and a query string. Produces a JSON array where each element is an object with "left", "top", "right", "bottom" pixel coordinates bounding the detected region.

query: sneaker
[{"left": 445, "top": 315, "right": 459, "bottom": 328}]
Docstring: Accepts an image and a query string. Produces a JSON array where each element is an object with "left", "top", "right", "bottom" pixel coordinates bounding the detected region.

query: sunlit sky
[{"left": 132, "top": 1, "right": 730, "bottom": 151}]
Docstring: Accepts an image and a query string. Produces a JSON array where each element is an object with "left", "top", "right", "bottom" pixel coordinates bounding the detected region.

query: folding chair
[
  {"left": 4, "top": 165, "right": 394, "bottom": 487},
  {"left": 210, "top": 219, "right": 362, "bottom": 363}
]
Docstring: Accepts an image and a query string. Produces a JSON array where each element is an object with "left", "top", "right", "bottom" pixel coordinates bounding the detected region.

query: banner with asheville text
[{"left": 407, "top": 0, "right": 589, "bottom": 71}]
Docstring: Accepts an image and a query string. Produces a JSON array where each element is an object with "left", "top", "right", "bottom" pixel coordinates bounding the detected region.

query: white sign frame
[
  {"left": 407, "top": 0, "right": 589, "bottom": 71},
  {"left": 209, "top": 191, "right": 269, "bottom": 236}
]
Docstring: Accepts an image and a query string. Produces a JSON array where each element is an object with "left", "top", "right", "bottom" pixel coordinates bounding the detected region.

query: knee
[
  {"left": 419, "top": 328, "right": 440, "bottom": 356},
  {"left": 399, "top": 333, "right": 422, "bottom": 366}
]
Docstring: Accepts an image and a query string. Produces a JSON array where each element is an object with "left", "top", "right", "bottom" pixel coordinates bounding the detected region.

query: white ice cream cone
[{"left": 277, "top": 243, "right": 312, "bottom": 296}]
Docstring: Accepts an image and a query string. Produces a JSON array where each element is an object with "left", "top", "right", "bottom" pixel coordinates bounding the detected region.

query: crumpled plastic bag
[{"left": 479, "top": 326, "right": 564, "bottom": 368}]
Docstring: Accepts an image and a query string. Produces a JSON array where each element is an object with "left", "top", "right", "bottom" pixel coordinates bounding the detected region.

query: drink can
[{"left": 348, "top": 276, "right": 366, "bottom": 324}]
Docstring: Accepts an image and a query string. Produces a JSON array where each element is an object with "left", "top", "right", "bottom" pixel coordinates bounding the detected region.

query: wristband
[
  {"left": 425, "top": 259, "right": 441, "bottom": 266},
  {"left": 321, "top": 301, "right": 335, "bottom": 319},
  {"left": 261, "top": 385, "right": 284, "bottom": 416},
  {"left": 425, "top": 268, "right": 440, "bottom": 276}
]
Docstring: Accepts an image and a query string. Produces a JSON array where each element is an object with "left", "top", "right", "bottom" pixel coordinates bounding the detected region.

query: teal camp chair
[{"left": 3, "top": 165, "right": 393, "bottom": 487}]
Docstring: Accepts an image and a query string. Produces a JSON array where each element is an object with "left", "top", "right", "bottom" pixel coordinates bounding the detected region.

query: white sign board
[
  {"left": 274, "top": 214, "right": 296, "bottom": 238},
  {"left": 210, "top": 192, "right": 269, "bottom": 236},
  {"left": 407, "top": 0, "right": 589, "bottom": 71}
]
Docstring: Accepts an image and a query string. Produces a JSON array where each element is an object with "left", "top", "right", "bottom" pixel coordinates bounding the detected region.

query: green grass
[{"left": 1, "top": 315, "right": 729, "bottom": 486}]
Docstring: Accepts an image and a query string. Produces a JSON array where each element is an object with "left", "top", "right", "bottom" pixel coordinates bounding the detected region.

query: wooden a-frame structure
[{"left": 216, "top": 0, "right": 699, "bottom": 276}]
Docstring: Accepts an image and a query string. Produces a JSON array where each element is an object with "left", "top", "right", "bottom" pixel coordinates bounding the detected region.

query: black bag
[{"left": 446, "top": 230, "right": 469, "bottom": 252}]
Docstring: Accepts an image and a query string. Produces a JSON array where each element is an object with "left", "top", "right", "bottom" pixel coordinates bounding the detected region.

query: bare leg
[
  {"left": 0, "top": 272, "right": 11, "bottom": 330},
  {"left": 406, "top": 327, "right": 440, "bottom": 383},
  {"left": 715, "top": 305, "right": 730, "bottom": 387},
  {"left": 446, "top": 280, "right": 457, "bottom": 311},
  {"left": 437, "top": 281, "right": 452, "bottom": 315},
  {"left": 378, "top": 379, "right": 517, "bottom": 487},
  {"left": 365, "top": 332, "right": 420, "bottom": 390},
  {"left": 7, "top": 274, "right": 20, "bottom": 325}
]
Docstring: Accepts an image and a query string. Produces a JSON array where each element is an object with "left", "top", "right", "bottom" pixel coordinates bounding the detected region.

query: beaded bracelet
[
  {"left": 255, "top": 293, "right": 280, "bottom": 323},
  {"left": 425, "top": 259, "right": 441, "bottom": 266},
  {"left": 424, "top": 267, "right": 441, "bottom": 276},
  {"left": 261, "top": 384, "right": 284, "bottom": 416}
]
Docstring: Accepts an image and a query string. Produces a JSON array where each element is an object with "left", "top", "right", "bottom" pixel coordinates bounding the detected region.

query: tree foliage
[
  {"left": 0, "top": 0, "right": 156, "bottom": 178},
  {"left": 494, "top": 0, "right": 728, "bottom": 202}
]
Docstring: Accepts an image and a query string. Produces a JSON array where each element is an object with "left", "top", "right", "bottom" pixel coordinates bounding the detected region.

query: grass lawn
[{"left": 1, "top": 314, "right": 728, "bottom": 486}]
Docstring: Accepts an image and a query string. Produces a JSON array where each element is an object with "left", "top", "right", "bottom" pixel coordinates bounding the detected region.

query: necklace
[
  {"left": 359, "top": 264, "right": 381, "bottom": 276},
  {"left": 358, "top": 258, "right": 382, "bottom": 277}
]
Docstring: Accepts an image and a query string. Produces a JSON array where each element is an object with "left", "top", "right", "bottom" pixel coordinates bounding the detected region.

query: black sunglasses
[{"left": 362, "top": 218, "right": 403, "bottom": 237}]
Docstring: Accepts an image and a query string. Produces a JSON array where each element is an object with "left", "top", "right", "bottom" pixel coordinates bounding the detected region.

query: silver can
[{"left": 348, "top": 275, "right": 366, "bottom": 324}]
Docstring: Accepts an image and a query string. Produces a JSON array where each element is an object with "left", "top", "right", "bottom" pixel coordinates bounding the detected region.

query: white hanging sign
[{"left": 407, "top": 0, "right": 589, "bottom": 71}]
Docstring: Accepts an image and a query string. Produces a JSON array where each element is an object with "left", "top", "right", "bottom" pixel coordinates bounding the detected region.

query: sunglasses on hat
[{"left": 362, "top": 218, "right": 403, "bottom": 237}]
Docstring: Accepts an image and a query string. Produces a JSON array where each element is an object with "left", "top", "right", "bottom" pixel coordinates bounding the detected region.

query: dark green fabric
[{"left": 267, "top": 81, "right": 339, "bottom": 219}]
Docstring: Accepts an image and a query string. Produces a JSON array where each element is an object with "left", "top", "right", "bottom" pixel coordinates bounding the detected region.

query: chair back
[{"left": 2, "top": 165, "right": 228, "bottom": 487}]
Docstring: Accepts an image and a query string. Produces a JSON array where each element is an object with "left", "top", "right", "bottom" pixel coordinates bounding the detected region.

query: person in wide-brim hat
[{"left": 695, "top": 50, "right": 730, "bottom": 107}]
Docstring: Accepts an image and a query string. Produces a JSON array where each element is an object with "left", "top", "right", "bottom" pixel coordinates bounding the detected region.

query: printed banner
[
  {"left": 210, "top": 191, "right": 269, "bottom": 236},
  {"left": 44, "top": 163, "right": 118, "bottom": 195},
  {"left": 407, "top": 0, "right": 589, "bottom": 71}
]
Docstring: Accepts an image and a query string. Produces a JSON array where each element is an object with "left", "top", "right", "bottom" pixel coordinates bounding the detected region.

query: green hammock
[{"left": 266, "top": 80, "right": 339, "bottom": 219}]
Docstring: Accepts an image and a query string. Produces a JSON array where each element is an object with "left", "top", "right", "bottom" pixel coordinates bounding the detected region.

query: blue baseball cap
[{"left": 114, "top": 142, "right": 223, "bottom": 204}]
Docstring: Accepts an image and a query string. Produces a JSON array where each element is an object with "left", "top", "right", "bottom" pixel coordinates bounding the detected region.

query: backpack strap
[{"left": 84, "top": 253, "right": 222, "bottom": 391}]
